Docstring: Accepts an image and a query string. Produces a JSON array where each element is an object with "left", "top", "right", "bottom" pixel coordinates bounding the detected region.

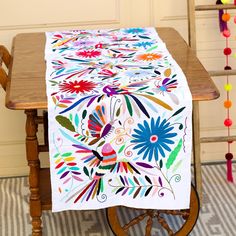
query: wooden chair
[
  {"left": 0, "top": 45, "right": 11, "bottom": 90},
  {"left": 0, "top": 44, "right": 49, "bottom": 149}
]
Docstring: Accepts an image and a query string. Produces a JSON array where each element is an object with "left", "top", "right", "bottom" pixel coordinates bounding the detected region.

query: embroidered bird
[
  {"left": 71, "top": 142, "right": 144, "bottom": 203},
  {"left": 72, "top": 143, "right": 117, "bottom": 203}
]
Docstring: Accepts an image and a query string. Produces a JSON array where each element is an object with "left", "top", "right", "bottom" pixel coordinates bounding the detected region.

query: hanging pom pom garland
[
  {"left": 216, "top": 0, "right": 228, "bottom": 32},
  {"left": 217, "top": 0, "right": 234, "bottom": 182}
]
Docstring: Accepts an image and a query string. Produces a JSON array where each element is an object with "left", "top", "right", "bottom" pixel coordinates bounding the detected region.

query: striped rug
[{"left": 0, "top": 163, "right": 236, "bottom": 236}]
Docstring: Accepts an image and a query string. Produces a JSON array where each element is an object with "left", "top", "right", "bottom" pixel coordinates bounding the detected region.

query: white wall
[{"left": 0, "top": 0, "right": 236, "bottom": 176}]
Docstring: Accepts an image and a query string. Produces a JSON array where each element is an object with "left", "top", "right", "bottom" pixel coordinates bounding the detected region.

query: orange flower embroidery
[{"left": 137, "top": 53, "right": 162, "bottom": 61}]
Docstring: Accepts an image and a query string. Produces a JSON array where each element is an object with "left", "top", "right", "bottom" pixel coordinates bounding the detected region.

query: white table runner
[{"left": 45, "top": 27, "right": 192, "bottom": 212}]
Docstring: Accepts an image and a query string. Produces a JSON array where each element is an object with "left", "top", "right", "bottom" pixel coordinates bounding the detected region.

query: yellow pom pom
[
  {"left": 221, "top": 0, "right": 230, "bottom": 4},
  {"left": 224, "top": 83, "right": 233, "bottom": 91}
]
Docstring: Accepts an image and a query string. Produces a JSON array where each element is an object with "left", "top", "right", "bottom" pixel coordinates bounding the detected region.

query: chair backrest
[{"left": 0, "top": 45, "right": 12, "bottom": 91}]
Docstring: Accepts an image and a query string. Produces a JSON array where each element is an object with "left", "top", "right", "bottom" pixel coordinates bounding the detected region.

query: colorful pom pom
[
  {"left": 221, "top": 0, "right": 230, "bottom": 4},
  {"left": 224, "top": 83, "right": 233, "bottom": 91},
  {"left": 223, "top": 29, "right": 231, "bottom": 37},
  {"left": 225, "top": 152, "right": 233, "bottom": 160},
  {"left": 222, "top": 13, "right": 231, "bottom": 22},
  {"left": 224, "top": 100, "right": 232, "bottom": 108},
  {"left": 224, "top": 118, "right": 233, "bottom": 127},
  {"left": 224, "top": 47, "right": 232, "bottom": 55}
]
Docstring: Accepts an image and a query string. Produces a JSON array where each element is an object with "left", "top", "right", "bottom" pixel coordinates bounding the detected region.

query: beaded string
[{"left": 219, "top": 0, "right": 234, "bottom": 182}]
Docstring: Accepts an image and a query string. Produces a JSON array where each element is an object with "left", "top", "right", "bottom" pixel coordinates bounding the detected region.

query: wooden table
[{"left": 5, "top": 27, "right": 219, "bottom": 236}]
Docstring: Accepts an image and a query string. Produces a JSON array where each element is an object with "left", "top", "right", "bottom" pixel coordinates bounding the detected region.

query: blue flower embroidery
[
  {"left": 124, "top": 28, "right": 146, "bottom": 34},
  {"left": 133, "top": 41, "right": 154, "bottom": 49},
  {"left": 131, "top": 117, "right": 177, "bottom": 161}
]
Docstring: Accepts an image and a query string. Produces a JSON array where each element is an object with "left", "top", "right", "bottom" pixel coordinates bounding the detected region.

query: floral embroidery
[
  {"left": 45, "top": 27, "right": 192, "bottom": 211},
  {"left": 137, "top": 53, "right": 162, "bottom": 61},
  {"left": 124, "top": 28, "right": 146, "bottom": 34},
  {"left": 76, "top": 50, "right": 101, "bottom": 58},
  {"left": 133, "top": 41, "right": 154, "bottom": 49},
  {"left": 131, "top": 117, "right": 177, "bottom": 161},
  {"left": 59, "top": 80, "right": 97, "bottom": 94}
]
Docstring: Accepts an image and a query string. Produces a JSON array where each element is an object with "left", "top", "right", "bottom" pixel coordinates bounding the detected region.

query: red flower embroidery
[
  {"left": 59, "top": 80, "right": 96, "bottom": 94},
  {"left": 76, "top": 50, "right": 101, "bottom": 58}
]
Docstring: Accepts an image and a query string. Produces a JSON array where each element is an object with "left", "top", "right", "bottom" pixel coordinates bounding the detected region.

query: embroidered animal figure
[{"left": 73, "top": 143, "right": 117, "bottom": 203}]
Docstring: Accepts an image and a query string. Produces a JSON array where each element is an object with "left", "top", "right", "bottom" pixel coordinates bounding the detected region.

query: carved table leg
[
  {"left": 193, "top": 101, "right": 202, "bottom": 206},
  {"left": 25, "top": 109, "right": 42, "bottom": 236}
]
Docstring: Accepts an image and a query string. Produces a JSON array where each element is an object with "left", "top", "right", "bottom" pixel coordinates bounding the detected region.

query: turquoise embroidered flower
[
  {"left": 124, "top": 28, "right": 146, "bottom": 34},
  {"left": 133, "top": 41, "right": 154, "bottom": 49},
  {"left": 131, "top": 117, "right": 177, "bottom": 161}
]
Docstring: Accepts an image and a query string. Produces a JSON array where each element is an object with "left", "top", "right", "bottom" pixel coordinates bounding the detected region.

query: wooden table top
[{"left": 6, "top": 27, "right": 220, "bottom": 110}]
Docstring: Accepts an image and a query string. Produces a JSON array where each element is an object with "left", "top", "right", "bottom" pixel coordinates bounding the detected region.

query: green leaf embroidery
[
  {"left": 62, "top": 152, "right": 72, "bottom": 157},
  {"left": 90, "top": 168, "right": 94, "bottom": 176},
  {"left": 166, "top": 139, "right": 182, "bottom": 169},
  {"left": 53, "top": 153, "right": 60, "bottom": 158},
  {"left": 146, "top": 45, "right": 158, "bottom": 52},
  {"left": 138, "top": 35, "right": 151, "bottom": 39},
  {"left": 118, "top": 144, "right": 125, "bottom": 154},
  {"left": 100, "top": 179, "right": 104, "bottom": 192},
  {"left": 170, "top": 107, "right": 185, "bottom": 119},
  {"left": 97, "top": 140, "right": 105, "bottom": 148},
  {"left": 69, "top": 114, "right": 73, "bottom": 121},
  {"left": 82, "top": 110, "right": 87, "bottom": 119},
  {"left": 116, "top": 107, "right": 121, "bottom": 117},
  {"left": 159, "top": 159, "right": 163, "bottom": 169},
  {"left": 172, "top": 160, "right": 183, "bottom": 173},
  {"left": 83, "top": 166, "right": 89, "bottom": 177},
  {"left": 56, "top": 115, "right": 75, "bottom": 132},
  {"left": 124, "top": 95, "right": 133, "bottom": 116},
  {"left": 137, "top": 86, "right": 149, "bottom": 91}
]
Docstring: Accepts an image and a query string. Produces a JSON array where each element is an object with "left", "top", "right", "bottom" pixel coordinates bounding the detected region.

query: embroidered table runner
[{"left": 45, "top": 27, "right": 192, "bottom": 212}]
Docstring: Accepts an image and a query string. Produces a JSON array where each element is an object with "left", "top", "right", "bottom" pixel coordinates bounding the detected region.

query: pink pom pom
[{"left": 223, "top": 29, "right": 231, "bottom": 37}]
